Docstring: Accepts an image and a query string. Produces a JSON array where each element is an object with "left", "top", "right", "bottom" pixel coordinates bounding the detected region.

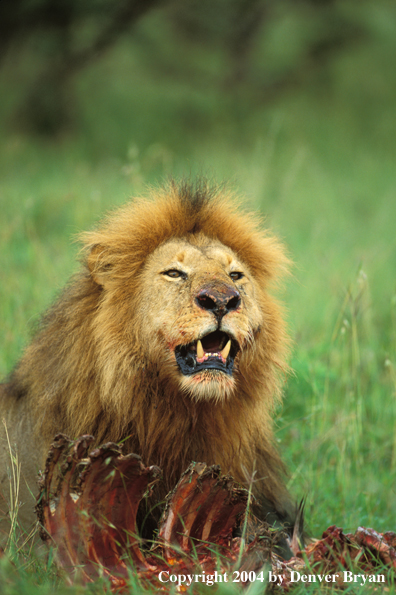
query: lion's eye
[
  {"left": 163, "top": 269, "right": 184, "bottom": 279},
  {"left": 230, "top": 272, "right": 244, "bottom": 281}
]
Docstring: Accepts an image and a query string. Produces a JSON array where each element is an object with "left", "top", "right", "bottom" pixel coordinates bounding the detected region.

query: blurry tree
[
  {"left": 168, "top": 0, "right": 367, "bottom": 98},
  {"left": 0, "top": 0, "right": 168, "bottom": 135},
  {"left": 0, "top": 0, "right": 371, "bottom": 137}
]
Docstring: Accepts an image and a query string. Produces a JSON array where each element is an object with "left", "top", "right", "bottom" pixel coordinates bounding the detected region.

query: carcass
[{"left": 35, "top": 435, "right": 396, "bottom": 591}]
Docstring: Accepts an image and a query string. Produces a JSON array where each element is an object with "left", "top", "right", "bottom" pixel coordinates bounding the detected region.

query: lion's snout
[{"left": 195, "top": 284, "right": 241, "bottom": 321}]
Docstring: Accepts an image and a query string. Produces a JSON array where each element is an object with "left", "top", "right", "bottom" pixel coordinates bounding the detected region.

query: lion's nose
[{"left": 195, "top": 287, "right": 241, "bottom": 319}]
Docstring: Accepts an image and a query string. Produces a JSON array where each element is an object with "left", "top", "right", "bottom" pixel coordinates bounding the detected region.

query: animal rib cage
[{"left": 36, "top": 435, "right": 396, "bottom": 591}]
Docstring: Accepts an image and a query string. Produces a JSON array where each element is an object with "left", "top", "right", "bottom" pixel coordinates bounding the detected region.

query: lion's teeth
[
  {"left": 197, "top": 339, "right": 204, "bottom": 359},
  {"left": 221, "top": 340, "right": 231, "bottom": 360}
]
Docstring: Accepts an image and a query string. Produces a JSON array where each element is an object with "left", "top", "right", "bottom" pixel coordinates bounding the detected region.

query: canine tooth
[
  {"left": 197, "top": 339, "right": 204, "bottom": 359},
  {"left": 221, "top": 340, "right": 231, "bottom": 360}
]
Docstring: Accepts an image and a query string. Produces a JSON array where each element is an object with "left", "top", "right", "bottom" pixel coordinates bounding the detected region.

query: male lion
[{"left": 0, "top": 181, "right": 297, "bottom": 550}]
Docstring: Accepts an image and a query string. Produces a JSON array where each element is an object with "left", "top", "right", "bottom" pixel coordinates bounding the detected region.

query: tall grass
[
  {"left": 0, "top": 141, "right": 395, "bottom": 592},
  {"left": 0, "top": 7, "right": 396, "bottom": 592}
]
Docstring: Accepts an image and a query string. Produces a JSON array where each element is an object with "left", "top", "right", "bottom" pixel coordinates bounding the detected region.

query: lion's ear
[{"left": 87, "top": 244, "right": 112, "bottom": 287}]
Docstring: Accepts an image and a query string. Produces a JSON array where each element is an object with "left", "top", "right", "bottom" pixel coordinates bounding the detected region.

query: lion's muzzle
[{"left": 195, "top": 285, "right": 241, "bottom": 322}]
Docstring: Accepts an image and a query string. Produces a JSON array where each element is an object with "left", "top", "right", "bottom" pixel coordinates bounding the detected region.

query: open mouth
[{"left": 175, "top": 330, "right": 239, "bottom": 376}]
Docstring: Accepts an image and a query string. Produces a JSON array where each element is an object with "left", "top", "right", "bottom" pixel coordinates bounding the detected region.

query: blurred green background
[{"left": 1, "top": 0, "right": 396, "bottom": 551}]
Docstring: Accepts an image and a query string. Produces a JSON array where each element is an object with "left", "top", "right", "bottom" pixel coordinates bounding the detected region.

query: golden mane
[
  {"left": 8, "top": 180, "right": 293, "bottom": 526},
  {"left": 83, "top": 181, "right": 289, "bottom": 284}
]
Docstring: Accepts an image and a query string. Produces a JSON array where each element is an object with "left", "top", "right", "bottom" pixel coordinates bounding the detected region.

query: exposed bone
[
  {"left": 158, "top": 462, "right": 247, "bottom": 557},
  {"left": 36, "top": 436, "right": 396, "bottom": 592},
  {"left": 36, "top": 434, "right": 162, "bottom": 584}
]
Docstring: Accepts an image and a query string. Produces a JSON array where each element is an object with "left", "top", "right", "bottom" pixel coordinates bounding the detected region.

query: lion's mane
[{"left": 4, "top": 180, "right": 294, "bottom": 529}]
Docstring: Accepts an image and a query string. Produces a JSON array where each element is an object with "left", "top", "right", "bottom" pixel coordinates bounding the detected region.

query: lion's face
[{"left": 137, "top": 235, "right": 263, "bottom": 401}]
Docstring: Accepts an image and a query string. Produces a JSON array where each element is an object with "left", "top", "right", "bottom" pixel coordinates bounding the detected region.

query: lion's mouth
[{"left": 175, "top": 330, "right": 238, "bottom": 376}]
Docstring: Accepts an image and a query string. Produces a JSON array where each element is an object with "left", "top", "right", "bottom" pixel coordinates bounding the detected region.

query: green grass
[{"left": 1, "top": 5, "right": 396, "bottom": 592}]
